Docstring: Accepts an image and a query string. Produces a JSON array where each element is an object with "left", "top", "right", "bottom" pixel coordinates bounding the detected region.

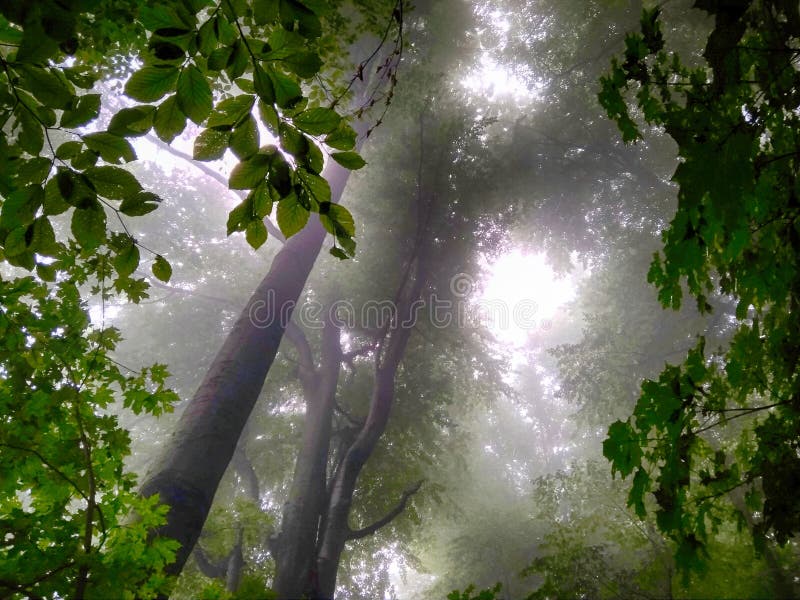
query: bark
[
  {"left": 139, "top": 161, "right": 353, "bottom": 582},
  {"left": 273, "top": 316, "right": 342, "bottom": 599}
]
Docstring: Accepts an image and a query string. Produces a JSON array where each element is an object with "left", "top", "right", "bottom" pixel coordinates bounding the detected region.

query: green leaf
[
  {"left": 267, "top": 68, "right": 302, "bottom": 108},
  {"left": 71, "top": 199, "right": 106, "bottom": 249},
  {"left": 230, "top": 115, "right": 260, "bottom": 159},
  {"left": 85, "top": 166, "right": 142, "bottom": 200},
  {"left": 18, "top": 65, "right": 74, "bottom": 109},
  {"left": 139, "top": 5, "right": 190, "bottom": 31},
  {"left": 44, "top": 178, "right": 71, "bottom": 215},
  {"left": 4, "top": 226, "right": 29, "bottom": 257},
  {"left": 120, "top": 191, "right": 161, "bottom": 216},
  {"left": 297, "top": 167, "right": 330, "bottom": 203},
  {"left": 226, "top": 197, "right": 252, "bottom": 234},
  {"left": 108, "top": 106, "right": 156, "bottom": 137},
  {"left": 331, "top": 151, "right": 365, "bottom": 170},
  {"left": 125, "top": 66, "right": 180, "bottom": 102},
  {"left": 207, "top": 95, "right": 255, "bottom": 129},
  {"left": 193, "top": 128, "right": 230, "bottom": 161},
  {"left": 604, "top": 420, "right": 643, "bottom": 478},
  {"left": 229, "top": 153, "right": 271, "bottom": 189},
  {"left": 55, "top": 141, "right": 83, "bottom": 159},
  {"left": 278, "top": 122, "right": 307, "bottom": 157},
  {"left": 82, "top": 132, "right": 137, "bottom": 164},
  {"left": 258, "top": 100, "right": 280, "bottom": 132},
  {"left": 15, "top": 105, "right": 43, "bottom": 154},
  {"left": 245, "top": 219, "right": 268, "bottom": 249},
  {"left": 320, "top": 203, "right": 355, "bottom": 237},
  {"left": 153, "top": 95, "right": 187, "bottom": 143},
  {"left": 276, "top": 193, "right": 309, "bottom": 237},
  {"left": 207, "top": 46, "right": 233, "bottom": 71},
  {"left": 253, "top": 65, "right": 275, "bottom": 104},
  {"left": 28, "top": 217, "right": 57, "bottom": 255},
  {"left": 283, "top": 51, "right": 323, "bottom": 78},
  {"left": 152, "top": 255, "right": 172, "bottom": 282},
  {"left": 177, "top": 65, "right": 213, "bottom": 124},
  {"left": 324, "top": 120, "right": 357, "bottom": 150},
  {"left": 60, "top": 94, "right": 101, "bottom": 128},
  {"left": 253, "top": 0, "right": 279, "bottom": 24},
  {"left": 249, "top": 183, "right": 273, "bottom": 217},
  {"left": 114, "top": 243, "right": 140, "bottom": 277},
  {"left": 329, "top": 246, "right": 348, "bottom": 260},
  {"left": 293, "top": 107, "right": 341, "bottom": 136}
]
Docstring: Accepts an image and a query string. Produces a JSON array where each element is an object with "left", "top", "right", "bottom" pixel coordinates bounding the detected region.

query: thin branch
[{"left": 347, "top": 479, "right": 423, "bottom": 540}]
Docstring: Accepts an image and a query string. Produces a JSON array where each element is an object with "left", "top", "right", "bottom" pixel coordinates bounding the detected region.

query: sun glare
[{"left": 477, "top": 250, "right": 575, "bottom": 346}]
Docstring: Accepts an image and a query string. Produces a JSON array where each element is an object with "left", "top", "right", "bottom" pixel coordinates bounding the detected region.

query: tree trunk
[
  {"left": 139, "top": 162, "right": 353, "bottom": 581},
  {"left": 274, "top": 316, "right": 341, "bottom": 599}
]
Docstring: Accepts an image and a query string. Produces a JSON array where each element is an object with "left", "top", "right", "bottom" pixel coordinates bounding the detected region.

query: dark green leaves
[
  {"left": 331, "top": 151, "right": 366, "bottom": 170},
  {"left": 193, "top": 128, "right": 230, "bottom": 161},
  {"left": 84, "top": 166, "right": 142, "bottom": 200},
  {"left": 153, "top": 95, "right": 187, "bottom": 142},
  {"left": 82, "top": 132, "right": 136, "bottom": 164},
  {"left": 176, "top": 65, "right": 212, "bottom": 124},
  {"left": 125, "top": 66, "right": 180, "bottom": 102},
  {"left": 603, "top": 420, "right": 642, "bottom": 478},
  {"left": 108, "top": 106, "right": 156, "bottom": 137},
  {"left": 70, "top": 199, "right": 106, "bottom": 249},
  {"left": 151, "top": 255, "right": 172, "bottom": 282}
]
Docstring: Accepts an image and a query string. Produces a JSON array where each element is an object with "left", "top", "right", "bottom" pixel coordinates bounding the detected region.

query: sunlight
[
  {"left": 477, "top": 250, "right": 575, "bottom": 346},
  {"left": 461, "top": 53, "right": 532, "bottom": 101}
]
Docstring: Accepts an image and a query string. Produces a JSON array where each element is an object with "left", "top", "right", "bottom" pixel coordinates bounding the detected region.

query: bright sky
[{"left": 477, "top": 250, "right": 576, "bottom": 346}]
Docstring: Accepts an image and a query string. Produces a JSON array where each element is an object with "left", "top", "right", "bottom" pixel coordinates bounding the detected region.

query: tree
[
  {"left": 600, "top": 1, "right": 800, "bottom": 589},
  {"left": 0, "top": 0, "right": 394, "bottom": 596}
]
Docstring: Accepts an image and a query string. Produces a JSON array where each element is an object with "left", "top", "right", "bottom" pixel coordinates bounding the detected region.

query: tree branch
[
  {"left": 193, "top": 544, "right": 227, "bottom": 579},
  {"left": 346, "top": 479, "right": 423, "bottom": 540}
]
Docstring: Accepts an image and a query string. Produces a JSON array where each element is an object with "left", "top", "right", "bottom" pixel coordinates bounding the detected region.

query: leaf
[
  {"left": 15, "top": 105, "right": 43, "bottom": 154},
  {"left": 278, "top": 122, "right": 307, "bottom": 157},
  {"left": 603, "top": 420, "right": 642, "bottom": 478},
  {"left": 152, "top": 255, "right": 172, "bottom": 282},
  {"left": 258, "top": 100, "right": 280, "bottom": 132},
  {"left": 267, "top": 68, "right": 302, "bottom": 108},
  {"left": 249, "top": 183, "right": 273, "bottom": 217},
  {"left": 296, "top": 168, "right": 330, "bottom": 203},
  {"left": 245, "top": 219, "right": 268, "bottom": 249},
  {"left": 114, "top": 243, "right": 140, "bottom": 278},
  {"left": 177, "top": 65, "right": 212, "bottom": 124},
  {"left": 207, "top": 46, "right": 233, "bottom": 71},
  {"left": 276, "top": 193, "right": 309, "bottom": 237},
  {"left": 329, "top": 247, "right": 348, "bottom": 260},
  {"left": 324, "top": 120, "right": 357, "bottom": 150},
  {"left": 139, "top": 5, "right": 190, "bottom": 31},
  {"left": 230, "top": 115, "right": 260, "bottom": 159},
  {"left": 283, "top": 51, "right": 323, "bottom": 78},
  {"left": 207, "top": 95, "right": 255, "bottom": 129},
  {"left": 18, "top": 65, "right": 74, "bottom": 109},
  {"left": 320, "top": 203, "right": 355, "bottom": 237},
  {"left": 60, "top": 94, "right": 101, "bottom": 128},
  {"left": 82, "top": 132, "right": 137, "bottom": 163},
  {"left": 44, "top": 178, "right": 71, "bottom": 215},
  {"left": 125, "top": 66, "right": 180, "bottom": 102},
  {"left": 55, "top": 141, "right": 83, "bottom": 159},
  {"left": 226, "top": 198, "right": 252, "bottom": 234},
  {"left": 71, "top": 199, "right": 106, "bottom": 249},
  {"left": 229, "top": 153, "right": 271, "bottom": 189},
  {"left": 108, "top": 106, "right": 156, "bottom": 137},
  {"left": 331, "top": 151, "right": 365, "bottom": 170},
  {"left": 120, "top": 191, "right": 161, "bottom": 216},
  {"left": 253, "top": 65, "right": 275, "bottom": 104},
  {"left": 253, "top": 0, "right": 279, "bottom": 24},
  {"left": 4, "top": 226, "right": 29, "bottom": 257},
  {"left": 193, "top": 128, "right": 230, "bottom": 161},
  {"left": 293, "top": 107, "right": 341, "bottom": 136},
  {"left": 153, "top": 95, "right": 187, "bottom": 143},
  {"left": 85, "top": 166, "right": 142, "bottom": 200}
]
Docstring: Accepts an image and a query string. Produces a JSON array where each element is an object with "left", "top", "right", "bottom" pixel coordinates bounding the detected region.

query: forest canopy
[{"left": 0, "top": 0, "right": 798, "bottom": 599}]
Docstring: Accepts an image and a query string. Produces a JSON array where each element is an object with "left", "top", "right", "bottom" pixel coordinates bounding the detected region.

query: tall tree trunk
[
  {"left": 139, "top": 162, "right": 352, "bottom": 581},
  {"left": 274, "top": 316, "right": 342, "bottom": 599},
  {"left": 314, "top": 253, "right": 428, "bottom": 599}
]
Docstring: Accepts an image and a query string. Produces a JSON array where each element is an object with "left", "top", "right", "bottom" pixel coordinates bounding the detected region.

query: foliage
[
  {"left": 447, "top": 582, "right": 502, "bottom": 600},
  {"left": 0, "top": 0, "right": 396, "bottom": 595},
  {"left": 600, "top": 1, "right": 800, "bottom": 578},
  {"left": 0, "top": 276, "right": 179, "bottom": 598}
]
